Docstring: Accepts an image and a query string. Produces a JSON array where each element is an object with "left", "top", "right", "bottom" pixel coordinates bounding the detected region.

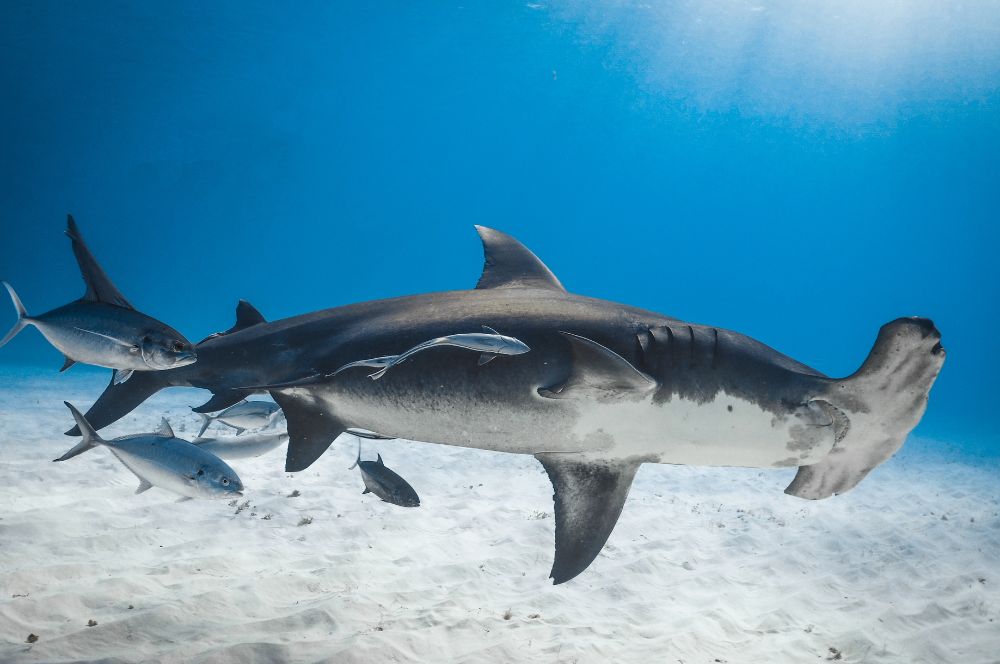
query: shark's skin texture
[{"left": 67, "top": 227, "right": 945, "bottom": 583}]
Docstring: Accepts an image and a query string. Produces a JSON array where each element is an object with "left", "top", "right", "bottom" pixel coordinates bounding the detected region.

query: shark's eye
[
  {"left": 221, "top": 477, "right": 230, "bottom": 486},
  {"left": 197, "top": 469, "right": 204, "bottom": 476}
]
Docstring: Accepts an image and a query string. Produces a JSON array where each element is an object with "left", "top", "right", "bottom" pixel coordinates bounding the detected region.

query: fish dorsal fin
[
  {"left": 535, "top": 454, "right": 642, "bottom": 584},
  {"left": 474, "top": 226, "right": 565, "bottom": 292},
  {"left": 66, "top": 215, "right": 134, "bottom": 309},
  {"left": 376, "top": 453, "right": 384, "bottom": 466},
  {"left": 482, "top": 325, "right": 499, "bottom": 335},
  {"left": 155, "top": 418, "right": 174, "bottom": 437},
  {"left": 270, "top": 391, "right": 347, "bottom": 472},
  {"left": 135, "top": 478, "right": 154, "bottom": 494},
  {"left": 538, "top": 332, "right": 657, "bottom": 402}
]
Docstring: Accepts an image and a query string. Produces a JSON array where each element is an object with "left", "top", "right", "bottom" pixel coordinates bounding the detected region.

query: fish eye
[
  {"left": 173, "top": 341, "right": 185, "bottom": 351},
  {"left": 221, "top": 477, "right": 230, "bottom": 486},
  {"left": 142, "top": 335, "right": 151, "bottom": 343},
  {"left": 197, "top": 469, "right": 204, "bottom": 476}
]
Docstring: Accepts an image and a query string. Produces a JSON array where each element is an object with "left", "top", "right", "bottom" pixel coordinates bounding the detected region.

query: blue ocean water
[{"left": 0, "top": 2, "right": 997, "bottom": 452}]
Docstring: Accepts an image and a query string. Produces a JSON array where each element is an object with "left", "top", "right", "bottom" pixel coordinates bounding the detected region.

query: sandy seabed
[{"left": 0, "top": 368, "right": 997, "bottom": 664}]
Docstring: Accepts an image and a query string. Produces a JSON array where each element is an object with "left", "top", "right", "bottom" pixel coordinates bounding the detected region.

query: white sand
[{"left": 1, "top": 368, "right": 998, "bottom": 663}]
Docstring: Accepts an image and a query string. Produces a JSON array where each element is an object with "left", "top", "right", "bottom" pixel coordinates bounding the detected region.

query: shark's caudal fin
[
  {"left": 65, "top": 370, "right": 167, "bottom": 436},
  {"left": 56, "top": 402, "right": 108, "bottom": 461},
  {"left": 536, "top": 454, "right": 642, "bottom": 585},
  {"left": 270, "top": 391, "right": 347, "bottom": 472},
  {"left": 0, "top": 281, "right": 30, "bottom": 349},
  {"left": 785, "top": 318, "right": 945, "bottom": 500}
]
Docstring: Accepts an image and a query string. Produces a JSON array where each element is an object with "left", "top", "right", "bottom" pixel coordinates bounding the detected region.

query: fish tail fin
[
  {"left": 56, "top": 402, "right": 106, "bottom": 461},
  {"left": 785, "top": 318, "right": 945, "bottom": 500},
  {"left": 65, "top": 370, "right": 168, "bottom": 437},
  {"left": 197, "top": 413, "right": 213, "bottom": 437},
  {"left": 0, "top": 281, "right": 30, "bottom": 349}
]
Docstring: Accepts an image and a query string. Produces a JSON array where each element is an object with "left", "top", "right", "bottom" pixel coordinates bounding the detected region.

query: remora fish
[
  {"left": 59, "top": 403, "right": 243, "bottom": 500},
  {"left": 196, "top": 399, "right": 282, "bottom": 437},
  {"left": 66, "top": 227, "right": 945, "bottom": 584},
  {"left": 349, "top": 440, "right": 420, "bottom": 507},
  {"left": 334, "top": 326, "right": 530, "bottom": 379},
  {"left": 192, "top": 430, "right": 289, "bottom": 460},
  {"left": 0, "top": 216, "right": 196, "bottom": 384}
]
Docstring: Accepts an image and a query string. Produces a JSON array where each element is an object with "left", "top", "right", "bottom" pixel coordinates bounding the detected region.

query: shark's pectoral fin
[
  {"left": 193, "top": 390, "right": 251, "bottom": 414},
  {"left": 135, "top": 478, "right": 153, "bottom": 495},
  {"left": 478, "top": 352, "right": 497, "bottom": 366},
  {"left": 270, "top": 392, "right": 347, "bottom": 472},
  {"left": 538, "top": 332, "right": 656, "bottom": 403},
  {"left": 536, "top": 454, "right": 641, "bottom": 584},
  {"left": 59, "top": 356, "right": 76, "bottom": 372}
]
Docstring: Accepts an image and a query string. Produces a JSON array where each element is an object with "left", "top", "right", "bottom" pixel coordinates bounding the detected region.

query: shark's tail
[
  {"left": 785, "top": 317, "right": 945, "bottom": 500},
  {"left": 197, "top": 413, "right": 214, "bottom": 437},
  {"left": 0, "top": 281, "right": 30, "bottom": 349},
  {"left": 65, "top": 370, "right": 169, "bottom": 437},
  {"left": 56, "top": 402, "right": 108, "bottom": 461}
]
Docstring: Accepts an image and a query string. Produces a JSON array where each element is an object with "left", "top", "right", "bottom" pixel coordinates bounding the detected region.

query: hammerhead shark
[{"left": 65, "top": 226, "right": 945, "bottom": 584}]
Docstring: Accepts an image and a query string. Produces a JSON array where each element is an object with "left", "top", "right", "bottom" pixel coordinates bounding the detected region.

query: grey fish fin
[
  {"left": 349, "top": 436, "right": 362, "bottom": 470},
  {"left": 192, "top": 390, "right": 251, "bottom": 414},
  {"left": 345, "top": 428, "right": 395, "bottom": 441},
  {"left": 232, "top": 426, "right": 246, "bottom": 436},
  {"left": 368, "top": 366, "right": 390, "bottom": 380},
  {"left": 155, "top": 418, "right": 174, "bottom": 438},
  {"left": 60, "top": 355, "right": 77, "bottom": 372},
  {"left": 64, "top": 370, "right": 166, "bottom": 436},
  {"left": 0, "top": 281, "right": 31, "bottom": 349},
  {"left": 135, "top": 478, "right": 154, "bottom": 494},
  {"left": 478, "top": 352, "right": 497, "bottom": 366},
  {"left": 474, "top": 226, "right": 566, "bottom": 292},
  {"left": 176, "top": 496, "right": 193, "bottom": 503},
  {"left": 538, "top": 332, "right": 657, "bottom": 402},
  {"left": 270, "top": 391, "right": 348, "bottom": 472},
  {"left": 362, "top": 487, "right": 371, "bottom": 494},
  {"left": 113, "top": 368, "right": 134, "bottom": 385},
  {"left": 481, "top": 325, "right": 500, "bottom": 335},
  {"left": 56, "top": 402, "right": 106, "bottom": 461},
  {"left": 196, "top": 413, "right": 213, "bottom": 437},
  {"left": 376, "top": 453, "right": 384, "bottom": 466},
  {"left": 65, "top": 215, "right": 134, "bottom": 308},
  {"left": 535, "top": 454, "right": 642, "bottom": 584}
]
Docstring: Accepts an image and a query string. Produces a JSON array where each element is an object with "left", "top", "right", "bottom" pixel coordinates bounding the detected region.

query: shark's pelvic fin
[
  {"left": 66, "top": 215, "right": 134, "bottom": 309},
  {"left": 271, "top": 391, "right": 347, "bottom": 472},
  {"left": 538, "top": 332, "right": 657, "bottom": 402},
  {"left": 474, "top": 226, "right": 565, "bottom": 292},
  {"left": 536, "top": 454, "right": 641, "bottom": 585}
]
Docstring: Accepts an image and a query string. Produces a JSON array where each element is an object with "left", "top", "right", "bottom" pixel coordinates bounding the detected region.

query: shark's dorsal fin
[
  {"left": 155, "top": 417, "right": 174, "bottom": 437},
  {"left": 474, "top": 226, "right": 565, "bottom": 292},
  {"left": 538, "top": 332, "right": 657, "bottom": 402},
  {"left": 270, "top": 391, "right": 347, "bottom": 472},
  {"left": 535, "top": 454, "right": 642, "bottom": 584},
  {"left": 66, "top": 215, "right": 134, "bottom": 309},
  {"left": 197, "top": 301, "right": 267, "bottom": 344}
]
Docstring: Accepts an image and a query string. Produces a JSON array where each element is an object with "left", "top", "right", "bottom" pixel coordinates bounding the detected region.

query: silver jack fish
[
  {"left": 334, "top": 325, "right": 530, "bottom": 379},
  {"left": 192, "top": 430, "right": 289, "bottom": 460},
  {"left": 349, "top": 440, "right": 420, "bottom": 508},
  {"left": 59, "top": 403, "right": 243, "bottom": 500},
  {"left": 195, "top": 399, "right": 282, "bottom": 437},
  {"left": 0, "top": 216, "right": 196, "bottom": 384}
]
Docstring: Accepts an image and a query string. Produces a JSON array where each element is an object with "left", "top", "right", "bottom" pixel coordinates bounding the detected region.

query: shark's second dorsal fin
[
  {"left": 539, "top": 332, "right": 657, "bottom": 403},
  {"left": 474, "top": 226, "right": 565, "bottom": 292},
  {"left": 536, "top": 454, "right": 642, "bottom": 584},
  {"left": 66, "top": 215, "right": 134, "bottom": 309}
]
